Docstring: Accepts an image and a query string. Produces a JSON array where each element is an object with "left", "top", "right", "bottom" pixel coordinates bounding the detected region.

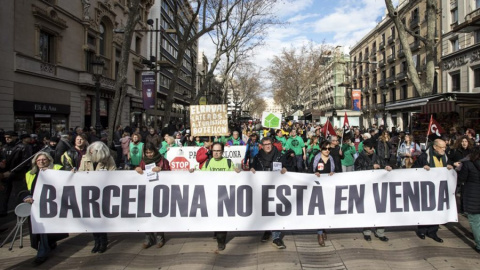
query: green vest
[{"left": 129, "top": 142, "right": 144, "bottom": 166}]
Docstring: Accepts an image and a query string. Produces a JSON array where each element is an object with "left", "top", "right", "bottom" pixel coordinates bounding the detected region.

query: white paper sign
[
  {"left": 145, "top": 163, "right": 158, "bottom": 181},
  {"left": 272, "top": 162, "right": 282, "bottom": 171}
]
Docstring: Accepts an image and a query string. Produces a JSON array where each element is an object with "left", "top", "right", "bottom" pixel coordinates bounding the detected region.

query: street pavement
[{"left": 0, "top": 214, "right": 479, "bottom": 270}]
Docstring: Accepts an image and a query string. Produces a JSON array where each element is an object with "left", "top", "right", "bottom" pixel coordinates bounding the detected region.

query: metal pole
[
  {"left": 95, "top": 79, "right": 102, "bottom": 137},
  {"left": 383, "top": 92, "right": 387, "bottom": 130}
]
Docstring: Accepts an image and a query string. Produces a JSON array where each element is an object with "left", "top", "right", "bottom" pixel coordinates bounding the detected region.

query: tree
[
  {"left": 246, "top": 96, "right": 266, "bottom": 118},
  {"left": 107, "top": 0, "right": 150, "bottom": 146},
  {"left": 163, "top": 0, "right": 279, "bottom": 125},
  {"left": 228, "top": 61, "right": 262, "bottom": 117},
  {"left": 269, "top": 42, "right": 332, "bottom": 113},
  {"left": 384, "top": 0, "right": 439, "bottom": 97}
]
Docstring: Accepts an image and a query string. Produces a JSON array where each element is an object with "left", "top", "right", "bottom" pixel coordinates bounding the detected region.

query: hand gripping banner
[{"left": 31, "top": 168, "right": 458, "bottom": 233}]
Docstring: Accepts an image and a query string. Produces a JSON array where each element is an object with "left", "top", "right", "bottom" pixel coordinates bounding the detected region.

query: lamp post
[
  {"left": 382, "top": 88, "right": 387, "bottom": 129},
  {"left": 91, "top": 57, "right": 105, "bottom": 138}
]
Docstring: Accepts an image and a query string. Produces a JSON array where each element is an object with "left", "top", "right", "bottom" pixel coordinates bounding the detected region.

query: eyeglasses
[{"left": 321, "top": 148, "right": 331, "bottom": 151}]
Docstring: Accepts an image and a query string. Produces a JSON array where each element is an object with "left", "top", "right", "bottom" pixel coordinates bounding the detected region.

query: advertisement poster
[
  {"left": 352, "top": 89, "right": 361, "bottom": 111},
  {"left": 142, "top": 71, "right": 156, "bottom": 110}
]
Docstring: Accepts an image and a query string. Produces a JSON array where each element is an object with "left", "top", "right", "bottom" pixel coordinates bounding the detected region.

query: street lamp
[
  {"left": 91, "top": 57, "right": 105, "bottom": 138},
  {"left": 382, "top": 88, "right": 388, "bottom": 129}
]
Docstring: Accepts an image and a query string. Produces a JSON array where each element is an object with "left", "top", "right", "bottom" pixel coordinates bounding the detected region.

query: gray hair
[
  {"left": 87, "top": 141, "right": 111, "bottom": 163},
  {"left": 29, "top": 151, "right": 54, "bottom": 175}
]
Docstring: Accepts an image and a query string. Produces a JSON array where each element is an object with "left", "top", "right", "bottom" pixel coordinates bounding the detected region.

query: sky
[{"left": 198, "top": 0, "right": 399, "bottom": 94}]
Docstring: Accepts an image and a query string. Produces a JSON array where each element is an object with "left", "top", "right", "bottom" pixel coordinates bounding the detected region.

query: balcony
[
  {"left": 379, "top": 59, "right": 386, "bottom": 68},
  {"left": 387, "top": 53, "right": 396, "bottom": 63},
  {"left": 364, "top": 54, "right": 369, "bottom": 61},
  {"left": 396, "top": 71, "right": 407, "bottom": 81},
  {"left": 453, "top": 8, "right": 480, "bottom": 33},
  {"left": 388, "top": 35, "right": 395, "bottom": 44},
  {"left": 397, "top": 49, "right": 405, "bottom": 58},
  {"left": 371, "top": 49, "right": 377, "bottom": 56},
  {"left": 379, "top": 41, "right": 385, "bottom": 50},
  {"left": 386, "top": 75, "right": 396, "bottom": 85},
  {"left": 409, "top": 16, "right": 420, "bottom": 29},
  {"left": 378, "top": 79, "right": 386, "bottom": 88},
  {"left": 409, "top": 40, "right": 421, "bottom": 51},
  {"left": 370, "top": 83, "right": 377, "bottom": 90}
]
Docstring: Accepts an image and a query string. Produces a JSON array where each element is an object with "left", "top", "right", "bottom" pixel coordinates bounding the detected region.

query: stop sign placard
[{"left": 170, "top": 156, "right": 190, "bottom": 171}]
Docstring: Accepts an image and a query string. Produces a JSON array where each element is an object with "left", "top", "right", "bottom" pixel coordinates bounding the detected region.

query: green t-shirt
[
  {"left": 307, "top": 144, "right": 320, "bottom": 163},
  {"left": 286, "top": 136, "right": 305, "bottom": 155},
  {"left": 201, "top": 158, "right": 234, "bottom": 171},
  {"left": 195, "top": 141, "right": 204, "bottom": 147},
  {"left": 215, "top": 136, "right": 231, "bottom": 145},
  {"left": 276, "top": 136, "right": 287, "bottom": 153},
  {"left": 129, "top": 142, "right": 144, "bottom": 166},
  {"left": 159, "top": 143, "right": 177, "bottom": 159}
]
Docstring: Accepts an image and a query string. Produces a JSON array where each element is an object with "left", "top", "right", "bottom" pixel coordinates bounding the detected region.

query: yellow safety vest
[{"left": 25, "top": 164, "right": 63, "bottom": 191}]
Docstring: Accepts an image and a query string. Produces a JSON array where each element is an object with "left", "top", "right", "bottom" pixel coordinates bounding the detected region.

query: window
[
  {"left": 451, "top": 38, "right": 459, "bottom": 52},
  {"left": 99, "top": 22, "right": 106, "bottom": 56},
  {"left": 87, "top": 34, "right": 96, "bottom": 46},
  {"left": 135, "top": 70, "right": 141, "bottom": 89},
  {"left": 475, "top": 30, "right": 480, "bottom": 44},
  {"left": 477, "top": 0, "right": 480, "bottom": 9},
  {"left": 391, "top": 26, "right": 395, "bottom": 38},
  {"left": 401, "top": 85, "right": 407, "bottom": 99},
  {"left": 451, "top": 73, "right": 460, "bottom": 92},
  {"left": 85, "top": 50, "right": 95, "bottom": 73},
  {"left": 135, "top": 36, "right": 141, "bottom": 54},
  {"left": 451, "top": 8, "right": 458, "bottom": 24},
  {"left": 474, "top": 68, "right": 480, "bottom": 88},
  {"left": 391, "top": 88, "right": 396, "bottom": 103},
  {"left": 39, "top": 31, "right": 54, "bottom": 63},
  {"left": 390, "top": 66, "right": 395, "bottom": 77}
]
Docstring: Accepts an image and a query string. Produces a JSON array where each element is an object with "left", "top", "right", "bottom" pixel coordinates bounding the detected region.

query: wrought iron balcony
[
  {"left": 388, "top": 35, "right": 395, "bottom": 44},
  {"left": 379, "top": 41, "right": 385, "bottom": 50},
  {"left": 386, "top": 75, "right": 396, "bottom": 85},
  {"left": 409, "top": 16, "right": 420, "bottom": 29},
  {"left": 397, "top": 49, "right": 405, "bottom": 58},
  {"left": 396, "top": 71, "right": 407, "bottom": 81},
  {"left": 387, "top": 53, "right": 395, "bottom": 63}
]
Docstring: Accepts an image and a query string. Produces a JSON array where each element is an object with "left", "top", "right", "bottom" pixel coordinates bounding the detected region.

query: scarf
[
  {"left": 428, "top": 147, "right": 447, "bottom": 168},
  {"left": 144, "top": 152, "right": 163, "bottom": 165}
]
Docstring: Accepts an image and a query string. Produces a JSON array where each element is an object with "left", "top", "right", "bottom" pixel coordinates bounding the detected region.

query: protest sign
[
  {"left": 32, "top": 168, "right": 457, "bottom": 233},
  {"left": 261, "top": 112, "right": 282, "bottom": 129},
  {"left": 190, "top": 105, "right": 228, "bottom": 136},
  {"left": 166, "top": 146, "right": 246, "bottom": 170}
]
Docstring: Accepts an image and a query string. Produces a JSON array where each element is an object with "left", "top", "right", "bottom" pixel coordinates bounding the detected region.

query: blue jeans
[
  {"left": 468, "top": 214, "right": 480, "bottom": 250},
  {"left": 295, "top": 155, "right": 304, "bottom": 171},
  {"left": 272, "top": 231, "right": 282, "bottom": 240},
  {"left": 37, "top": 234, "right": 51, "bottom": 258}
]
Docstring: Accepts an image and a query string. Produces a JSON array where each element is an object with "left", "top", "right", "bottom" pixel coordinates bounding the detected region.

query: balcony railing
[
  {"left": 379, "top": 59, "right": 385, "bottom": 67},
  {"left": 410, "top": 40, "right": 421, "bottom": 51},
  {"left": 387, "top": 54, "right": 395, "bottom": 63},
  {"left": 396, "top": 71, "right": 407, "bottom": 80},
  {"left": 364, "top": 54, "right": 369, "bottom": 61},
  {"left": 388, "top": 35, "right": 395, "bottom": 44},
  {"left": 465, "top": 8, "right": 480, "bottom": 22},
  {"left": 386, "top": 75, "right": 396, "bottom": 85},
  {"left": 397, "top": 49, "right": 405, "bottom": 58},
  {"left": 379, "top": 41, "right": 385, "bottom": 50},
  {"left": 378, "top": 79, "right": 386, "bottom": 88},
  {"left": 370, "top": 83, "right": 377, "bottom": 90},
  {"left": 409, "top": 16, "right": 420, "bottom": 29},
  {"left": 371, "top": 49, "right": 377, "bottom": 56}
]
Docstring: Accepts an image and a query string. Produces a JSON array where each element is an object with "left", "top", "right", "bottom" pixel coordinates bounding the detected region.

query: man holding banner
[
  {"left": 354, "top": 139, "right": 392, "bottom": 242},
  {"left": 413, "top": 139, "right": 453, "bottom": 243},
  {"left": 192, "top": 142, "right": 241, "bottom": 251},
  {"left": 250, "top": 136, "right": 288, "bottom": 249}
]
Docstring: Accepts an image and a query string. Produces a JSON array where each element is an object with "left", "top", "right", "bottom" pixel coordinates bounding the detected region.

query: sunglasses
[{"left": 321, "top": 147, "right": 331, "bottom": 151}]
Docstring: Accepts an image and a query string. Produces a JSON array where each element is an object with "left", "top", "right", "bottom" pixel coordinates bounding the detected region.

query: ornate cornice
[{"left": 32, "top": 4, "right": 68, "bottom": 30}]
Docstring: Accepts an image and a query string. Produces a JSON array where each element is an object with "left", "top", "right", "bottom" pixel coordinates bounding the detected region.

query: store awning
[
  {"left": 385, "top": 97, "right": 430, "bottom": 111},
  {"left": 421, "top": 101, "right": 456, "bottom": 114}
]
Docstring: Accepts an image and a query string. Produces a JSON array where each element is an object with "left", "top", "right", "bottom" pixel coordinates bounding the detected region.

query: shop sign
[{"left": 14, "top": 100, "right": 70, "bottom": 114}]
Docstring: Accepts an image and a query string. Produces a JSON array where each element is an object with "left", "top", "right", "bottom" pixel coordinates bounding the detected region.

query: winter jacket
[
  {"left": 120, "top": 136, "right": 131, "bottom": 155},
  {"left": 412, "top": 147, "right": 448, "bottom": 169},
  {"left": 139, "top": 158, "right": 171, "bottom": 171},
  {"left": 376, "top": 140, "right": 391, "bottom": 160},
  {"left": 196, "top": 147, "right": 211, "bottom": 169},
  {"left": 458, "top": 159, "right": 480, "bottom": 214},
  {"left": 251, "top": 147, "right": 283, "bottom": 171},
  {"left": 451, "top": 147, "right": 471, "bottom": 164},
  {"left": 244, "top": 140, "right": 260, "bottom": 165},
  {"left": 354, "top": 150, "right": 386, "bottom": 171},
  {"left": 61, "top": 147, "right": 86, "bottom": 171},
  {"left": 341, "top": 144, "right": 356, "bottom": 167}
]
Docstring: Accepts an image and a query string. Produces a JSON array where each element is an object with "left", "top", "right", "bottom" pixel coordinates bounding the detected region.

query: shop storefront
[{"left": 14, "top": 100, "right": 70, "bottom": 138}]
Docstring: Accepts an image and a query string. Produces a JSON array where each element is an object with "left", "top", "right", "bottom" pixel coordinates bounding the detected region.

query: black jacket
[
  {"left": 61, "top": 147, "right": 85, "bottom": 171},
  {"left": 281, "top": 150, "right": 298, "bottom": 172},
  {"left": 413, "top": 147, "right": 448, "bottom": 169},
  {"left": 354, "top": 150, "right": 386, "bottom": 171},
  {"left": 451, "top": 148, "right": 471, "bottom": 164},
  {"left": 251, "top": 147, "right": 283, "bottom": 171},
  {"left": 458, "top": 159, "right": 480, "bottom": 214},
  {"left": 329, "top": 145, "right": 343, "bottom": 173},
  {"left": 55, "top": 139, "right": 72, "bottom": 164}
]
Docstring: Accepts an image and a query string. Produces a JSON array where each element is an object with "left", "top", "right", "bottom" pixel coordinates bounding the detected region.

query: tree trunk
[{"left": 107, "top": 0, "right": 142, "bottom": 146}]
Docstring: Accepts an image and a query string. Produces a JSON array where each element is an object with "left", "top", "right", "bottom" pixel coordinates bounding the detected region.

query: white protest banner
[
  {"left": 32, "top": 168, "right": 457, "bottom": 233},
  {"left": 261, "top": 112, "right": 282, "bottom": 129},
  {"left": 190, "top": 105, "right": 228, "bottom": 136},
  {"left": 166, "top": 146, "right": 246, "bottom": 170}
]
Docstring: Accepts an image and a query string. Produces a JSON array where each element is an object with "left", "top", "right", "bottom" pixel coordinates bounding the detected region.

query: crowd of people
[{"left": 0, "top": 119, "right": 480, "bottom": 265}]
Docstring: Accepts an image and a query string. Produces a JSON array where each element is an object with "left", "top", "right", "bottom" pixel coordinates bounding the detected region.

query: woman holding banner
[
  {"left": 78, "top": 141, "right": 116, "bottom": 253},
  {"left": 311, "top": 141, "right": 335, "bottom": 246},
  {"left": 23, "top": 152, "right": 67, "bottom": 265},
  {"left": 135, "top": 142, "right": 171, "bottom": 248}
]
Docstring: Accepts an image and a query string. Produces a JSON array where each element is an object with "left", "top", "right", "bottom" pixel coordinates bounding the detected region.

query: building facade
[
  {"left": 147, "top": 0, "right": 198, "bottom": 128},
  {"left": 0, "top": 0, "right": 156, "bottom": 136},
  {"left": 445, "top": 0, "right": 480, "bottom": 128},
  {"left": 350, "top": 0, "right": 442, "bottom": 133}
]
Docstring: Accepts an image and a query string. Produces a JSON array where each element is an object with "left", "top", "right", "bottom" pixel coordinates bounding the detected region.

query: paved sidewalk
[{"left": 0, "top": 214, "right": 479, "bottom": 269}]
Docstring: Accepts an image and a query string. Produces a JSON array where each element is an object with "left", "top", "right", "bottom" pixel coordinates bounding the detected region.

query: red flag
[
  {"left": 427, "top": 115, "right": 445, "bottom": 137},
  {"left": 321, "top": 119, "right": 337, "bottom": 138},
  {"left": 343, "top": 112, "right": 350, "bottom": 134}
]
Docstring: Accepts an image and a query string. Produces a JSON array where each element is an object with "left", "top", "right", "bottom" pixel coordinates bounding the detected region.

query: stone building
[
  {"left": 0, "top": 0, "right": 156, "bottom": 137},
  {"left": 349, "top": 0, "right": 442, "bottom": 133}
]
